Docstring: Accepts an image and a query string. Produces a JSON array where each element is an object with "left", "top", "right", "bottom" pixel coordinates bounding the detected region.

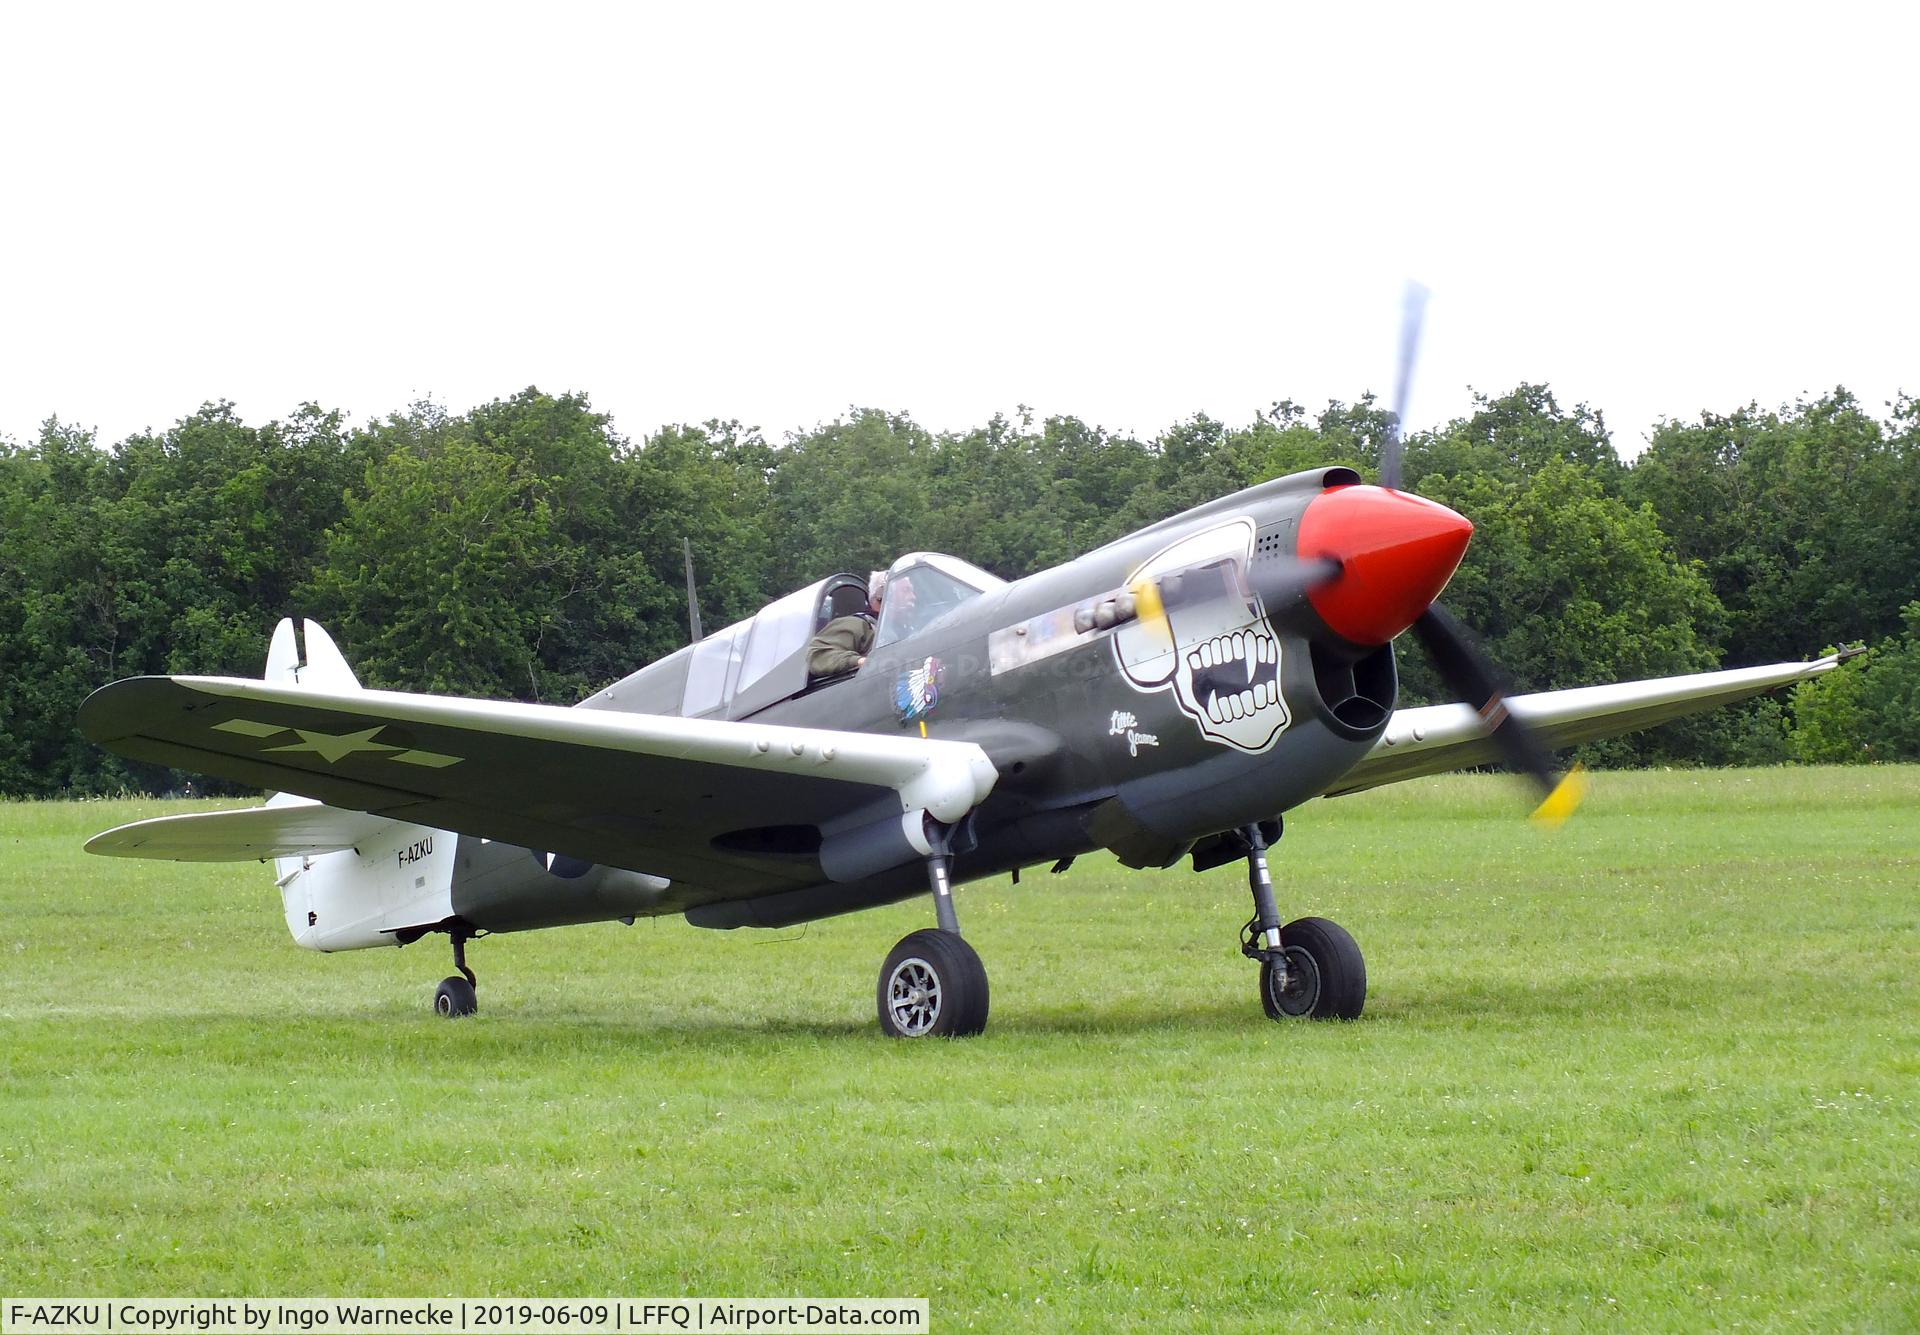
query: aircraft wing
[
  {"left": 78, "top": 676, "right": 998, "bottom": 897},
  {"left": 1323, "top": 655, "right": 1841, "bottom": 797},
  {"left": 86, "top": 797, "right": 398, "bottom": 862}
]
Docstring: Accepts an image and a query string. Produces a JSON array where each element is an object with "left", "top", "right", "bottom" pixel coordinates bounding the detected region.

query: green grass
[{"left": 3, "top": 768, "right": 1917, "bottom": 1332}]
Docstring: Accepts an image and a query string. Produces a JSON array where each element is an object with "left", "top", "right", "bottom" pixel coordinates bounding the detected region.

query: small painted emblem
[{"left": 896, "top": 656, "right": 943, "bottom": 723}]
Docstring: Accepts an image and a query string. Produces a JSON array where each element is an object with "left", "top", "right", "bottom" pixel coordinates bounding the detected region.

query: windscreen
[{"left": 875, "top": 563, "right": 987, "bottom": 647}]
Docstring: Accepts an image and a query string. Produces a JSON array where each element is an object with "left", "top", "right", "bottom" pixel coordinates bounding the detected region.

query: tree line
[{"left": 2, "top": 383, "right": 1916, "bottom": 797}]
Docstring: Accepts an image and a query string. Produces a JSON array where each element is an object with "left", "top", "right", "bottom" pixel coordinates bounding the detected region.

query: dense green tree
[
  {"left": 766, "top": 409, "right": 938, "bottom": 588},
  {"left": 1399, "top": 459, "right": 1724, "bottom": 721},
  {"left": 5, "top": 380, "right": 1918, "bottom": 796},
  {"left": 916, "top": 413, "right": 1156, "bottom": 577},
  {"left": 1788, "top": 602, "right": 1920, "bottom": 763},
  {"left": 622, "top": 418, "right": 776, "bottom": 657},
  {"left": 1788, "top": 653, "right": 1874, "bottom": 763},
  {"left": 1626, "top": 390, "right": 1920, "bottom": 664},
  {"left": 300, "top": 427, "right": 576, "bottom": 699},
  {"left": 1404, "top": 384, "right": 1623, "bottom": 493},
  {"left": 0, "top": 420, "right": 137, "bottom": 794}
]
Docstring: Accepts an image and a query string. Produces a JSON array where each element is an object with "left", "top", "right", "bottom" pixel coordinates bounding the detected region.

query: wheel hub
[
  {"left": 886, "top": 958, "right": 942, "bottom": 1036},
  {"left": 1269, "top": 944, "right": 1322, "bottom": 1017}
]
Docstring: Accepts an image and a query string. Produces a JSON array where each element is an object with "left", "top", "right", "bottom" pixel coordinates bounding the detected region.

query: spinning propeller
[
  {"left": 1133, "top": 281, "right": 1585, "bottom": 824},
  {"left": 1365, "top": 280, "right": 1585, "bottom": 825}
]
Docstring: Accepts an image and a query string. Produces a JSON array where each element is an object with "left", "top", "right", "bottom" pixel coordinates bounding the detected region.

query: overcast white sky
[{"left": 2, "top": 3, "right": 1914, "bottom": 458}]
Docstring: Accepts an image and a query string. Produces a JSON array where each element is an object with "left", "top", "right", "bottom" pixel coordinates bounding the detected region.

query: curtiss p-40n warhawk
[{"left": 79, "top": 462, "right": 1839, "bottom": 1036}]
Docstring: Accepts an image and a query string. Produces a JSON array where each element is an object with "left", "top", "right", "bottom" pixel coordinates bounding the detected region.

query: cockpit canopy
[
  {"left": 872, "top": 552, "right": 1005, "bottom": 648},
  {"left": 647, "top": 553, "right": 1003, "bottom": 721},
  {"left": 678, "top": 573, "right": 866, "bottom": 717}
]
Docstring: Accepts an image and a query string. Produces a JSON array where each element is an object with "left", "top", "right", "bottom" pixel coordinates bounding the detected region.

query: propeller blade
[
  {"left": 1381, "top": 280, "right": 1429, "bottom": 492},
  {"left": 1139, "top": 555, "right": 1340, "bottom": 619},
  {"left": 1127, "top": 555, "right": 1341, "bottom": 648},
  {"left": 1410, "top": 603, "right": 1587, "bottom": 825},
  {"left": 1247, "top": 554, "right": 1344, "bottom": 614}
]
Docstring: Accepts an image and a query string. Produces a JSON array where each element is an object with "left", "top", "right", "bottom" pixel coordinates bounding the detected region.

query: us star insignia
[
  {"left": 211, "top": 717, "right": 462, "bottom": 767},
  {"left": 265, "top": 726, "right": 399, "bottom": 763}
]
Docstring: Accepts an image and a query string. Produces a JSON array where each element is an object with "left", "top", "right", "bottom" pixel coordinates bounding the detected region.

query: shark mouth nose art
[
  {"left": 1111, "top": 517, "right": 1294, "bottom": 753},
  {"left": 1189, "top": 628, "right": 1281, "bottom": 723}
]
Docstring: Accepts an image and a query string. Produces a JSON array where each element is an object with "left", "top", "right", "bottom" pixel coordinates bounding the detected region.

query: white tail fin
[
  {"left": 261, "top": 617, "right": 363, "bottom": 690},
  {"left": 266, "top": 618, "right": 300, "bottom": 683},
  {"left": 300, "top": 620, "right": 362, "bottom": 690}
]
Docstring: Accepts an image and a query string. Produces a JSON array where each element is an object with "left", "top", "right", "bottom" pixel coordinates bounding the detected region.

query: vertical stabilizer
[
  {"left": 300, "top": 620, "right": 363, "bottom": 690},
  {"left": 266, "top": 618, "right": 300, "bottom": 683}
]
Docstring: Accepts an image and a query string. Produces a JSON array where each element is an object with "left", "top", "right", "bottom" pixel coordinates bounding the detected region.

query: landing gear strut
[
  {"left": 434, "top": 931, "right": 479, "bottom": 1018},
  {"left": 1238, "top": 820, "right": 1366, "bottom": 1021},
  {"left": 877, "top": 823, "right": 989, "bottom": 1038}
]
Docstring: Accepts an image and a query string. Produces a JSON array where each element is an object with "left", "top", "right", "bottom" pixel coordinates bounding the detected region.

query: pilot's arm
[{"left": 805, "top": 615, "right": 875, "bottom": 678}]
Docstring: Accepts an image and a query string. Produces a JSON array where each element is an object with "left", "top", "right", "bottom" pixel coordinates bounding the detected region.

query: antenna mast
[{"left": 683, "top": 538, "right": 704, "bottom": 643}]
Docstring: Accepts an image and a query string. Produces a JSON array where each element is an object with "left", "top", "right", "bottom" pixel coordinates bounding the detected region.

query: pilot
[
  {"left": 885, "top": 570, "right": 918, "bottom": 636},
  {"left": 806, "top": 572, "right": 886, "bottom": 680}
]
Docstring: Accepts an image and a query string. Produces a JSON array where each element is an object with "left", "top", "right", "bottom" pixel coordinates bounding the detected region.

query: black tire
[
  {"left": 1260, "top": 916, "right": 1365, "bottom": 1021},
  {"left": 434, "top": 975, "right": 478, "bottom": 1018},
  {"left": 876, "top": 929, "right": 989, "bottom": 1038}
]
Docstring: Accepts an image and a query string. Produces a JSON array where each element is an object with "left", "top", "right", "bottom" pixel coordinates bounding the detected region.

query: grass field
[{"left": 2, "top": 768, "right": 1917, "bottom": 1331}]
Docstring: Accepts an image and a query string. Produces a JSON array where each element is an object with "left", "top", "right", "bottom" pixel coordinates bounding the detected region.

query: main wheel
[
  {"left": 434, "top": 975, "right": 478, "bottom": 1018},
  {"left": 877, "top": 929, "right": 989, "bottom": 1038},
  {"left": 1259, "top": 916, "right": 1365, "bottom": 1021}
]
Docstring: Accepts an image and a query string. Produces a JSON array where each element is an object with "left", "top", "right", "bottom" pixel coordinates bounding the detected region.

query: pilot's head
[{"left": 889, "top": 574, "right": 917, "bottom": 622}]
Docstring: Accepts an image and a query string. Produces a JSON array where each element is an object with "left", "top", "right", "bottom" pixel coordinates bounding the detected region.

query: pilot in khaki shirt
[{"left": 806, "top": 573, "right": 886, "bottom": 679}]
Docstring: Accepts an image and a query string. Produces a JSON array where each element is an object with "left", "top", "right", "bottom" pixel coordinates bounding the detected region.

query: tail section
[
  {"left": 263, "top": 617, "right": 362, "bottom": 689},
  {"left": 266, "top": 618, "right": 300, "bottom": 683},
  {"left": 262, "top": 618, "right": 382, "bottom": 948}
]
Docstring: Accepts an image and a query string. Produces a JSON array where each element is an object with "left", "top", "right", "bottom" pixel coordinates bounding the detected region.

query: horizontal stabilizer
[{"left": 85, "top": 801, "right": 401, "bottom": 862}]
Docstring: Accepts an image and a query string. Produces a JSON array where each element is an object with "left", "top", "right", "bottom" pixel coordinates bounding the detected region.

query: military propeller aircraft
[
  {"left": 77, "top": 479, "right": 1841, "bottom": 1037},
  {"left": 76, "top": 298, "right": 1841, "bottom": 1037}
]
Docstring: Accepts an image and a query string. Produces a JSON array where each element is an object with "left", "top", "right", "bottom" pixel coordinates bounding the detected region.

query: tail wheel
[
  {"left": 877, "top": 929, "right": 989, "bottom": 1038},
  {"left": 1260, "top": 916, "right": 1365, "bottom": 1021},
  {"left": 434, "top": 975, "right": 478, "bottom": 1018}
]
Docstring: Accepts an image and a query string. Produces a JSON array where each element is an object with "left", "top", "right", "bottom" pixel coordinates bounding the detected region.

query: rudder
[{"left": 260, "top": 617, "right": 363, "bottom": 690}]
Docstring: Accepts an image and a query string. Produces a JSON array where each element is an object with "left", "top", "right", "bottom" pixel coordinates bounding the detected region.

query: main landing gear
[
  {"left": 1239, "top": 819, "right": 1365, "bottom": 1021},
  {"left": 877, "top": 825, "right": 989, "bottom": 1038},
  {"left": 434, "top": 930, "right": 479, "bottom": 1018}
]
